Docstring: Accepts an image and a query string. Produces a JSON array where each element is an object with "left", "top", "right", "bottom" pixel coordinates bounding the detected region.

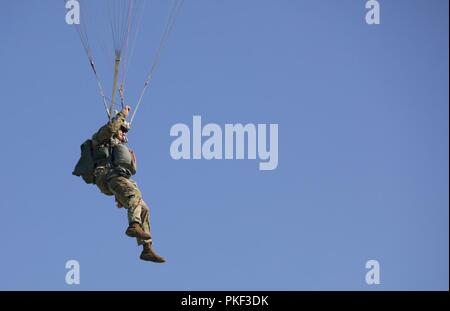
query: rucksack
[{"left": 72, "top": 139, "right": 95, "bottom": 184}]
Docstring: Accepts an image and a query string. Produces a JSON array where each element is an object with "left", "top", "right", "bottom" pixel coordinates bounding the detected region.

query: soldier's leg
[
  {"left": 138, "top": 200, "right": 152, "bottom": 245},
  {"left": 107, "top": 176, "right": 150, "bottom": 243},
  {"left": 123, "top": 181, "right": 152, "bottom": 246},
  {"left": 108, "top": 177, "right": 165, "bottom": 263},
  {"left": 138, "top": 200, "right": 165, "bottom": 263}
]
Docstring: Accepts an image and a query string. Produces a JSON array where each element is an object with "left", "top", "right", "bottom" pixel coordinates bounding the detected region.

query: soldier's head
[{"left": 117, "top": 121, "right": 130, "bottom": 143}]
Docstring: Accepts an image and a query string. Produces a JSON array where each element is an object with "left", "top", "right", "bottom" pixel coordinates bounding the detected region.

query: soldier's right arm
[{"left": 92, "top": 107, "right": 130, "bottom": 145}]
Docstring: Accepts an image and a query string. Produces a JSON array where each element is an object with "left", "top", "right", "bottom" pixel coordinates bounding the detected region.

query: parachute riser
[{"left": 109, "top": 55, "right": 121, "bottom": 121}]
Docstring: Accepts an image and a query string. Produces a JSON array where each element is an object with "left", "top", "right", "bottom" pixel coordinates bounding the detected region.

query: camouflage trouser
[
  {"left": 93, "top": 167, "right": 114, "bottom": 196},
  {"left": 106, "top": 176, "right": 152, "bottom": 246}
]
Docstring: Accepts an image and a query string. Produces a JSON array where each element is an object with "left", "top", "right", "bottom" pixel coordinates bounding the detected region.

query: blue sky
[{"left": 0, "top": 0, "right": 448, "bottom": 290}]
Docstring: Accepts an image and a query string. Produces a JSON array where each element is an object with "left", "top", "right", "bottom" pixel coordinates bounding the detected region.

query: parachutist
[
  {"left": 69, "top": 0, "right": 183, "bottom": 263},
  {"left": 73, "top": 106, "right": 165, "bottom": 263}
]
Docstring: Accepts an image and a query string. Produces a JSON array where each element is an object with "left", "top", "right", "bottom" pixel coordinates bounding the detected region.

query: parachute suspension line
[
  {"left": 120, "top": 0, "right": 145, "bottom": 94},
  {"left": 119, "top": 1, "right": 133, "bottom": 89},
  {"left": 107, "top": 1, "right": 118, "bottom": 53},
  {"left": 130, "top": 0, "right": 184, "bottom": 125},
  {"left": 70, "top": 0, "right": 111, "bottom": 118},
  {"left": 117, "top": 0, "right": 138, "bottom": 111},
  {"left": 108, "top": 0, "right": 143, "bottom": 119},
  {"left": 117, "top": 0, "right": 146, "bottom": 112},
  {"left": 118, "top": 0, "right": 130, "bottom": 52},
  {"left": 91, "top": 60, "right": 111, "bottom": 119},
  {"left": 107, "top": 1, "right": 121, "bottom": 119}
]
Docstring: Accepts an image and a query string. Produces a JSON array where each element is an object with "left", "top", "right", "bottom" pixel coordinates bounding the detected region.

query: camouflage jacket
[
  {"left": 91, "top": 111, "right": 136, "bottom": 179},
  {"left": 92, "top": 111, "right": 127, "bottom": 146}
]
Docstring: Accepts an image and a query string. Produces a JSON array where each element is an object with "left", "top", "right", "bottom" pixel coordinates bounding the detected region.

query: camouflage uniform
[{"left": 91, "top": 111, "right": 152, "bottom": 246}]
